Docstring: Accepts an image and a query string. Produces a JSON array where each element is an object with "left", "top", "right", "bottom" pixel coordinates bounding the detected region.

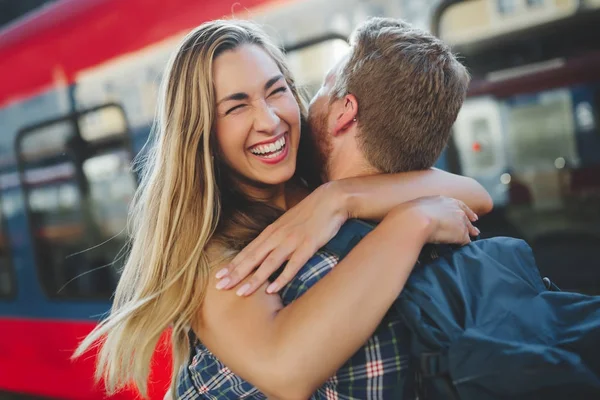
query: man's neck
[{"left": 326, "top": 156, "right": 378, "bottom": 182}]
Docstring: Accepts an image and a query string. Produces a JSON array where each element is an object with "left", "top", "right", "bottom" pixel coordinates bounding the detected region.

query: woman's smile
[{"left": 248, "top": 132, "right": 290, "bottom": 164}]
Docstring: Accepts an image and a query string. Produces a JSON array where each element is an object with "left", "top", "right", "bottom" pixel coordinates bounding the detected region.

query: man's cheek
[{"left": 309, "top": 89, "right": 324, "bottom": 108}]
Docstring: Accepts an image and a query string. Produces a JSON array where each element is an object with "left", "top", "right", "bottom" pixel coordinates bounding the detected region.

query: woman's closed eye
[
  {"left": 225, "top": 103, "right": 247, "bottom": 115},
  {"left": 268, "top": 86, "right": 287, "bottom": 97},
  {"left": 224, "top": 87, "right": 286, "bottom": 115}
]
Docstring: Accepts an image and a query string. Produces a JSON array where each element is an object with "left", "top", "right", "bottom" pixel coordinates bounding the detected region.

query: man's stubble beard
[{"left": 307, "top": 106, "right": 334, "bottom": 182}]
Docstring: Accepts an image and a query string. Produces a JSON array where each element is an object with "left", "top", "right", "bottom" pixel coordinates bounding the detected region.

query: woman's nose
[{"left": 253, "top": 101, "right": 280, "bottom": 133}]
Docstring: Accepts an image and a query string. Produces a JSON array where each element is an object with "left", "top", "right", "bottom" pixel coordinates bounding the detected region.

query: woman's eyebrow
[
  {"left": 217, "top": 74, "right": 284, "bottom": 105},
  {"left": 264, "top": 74, "right": 284, "bottom": 91},
  {"left": 217, "top": 92, "right": 248, "bottom": 105}
]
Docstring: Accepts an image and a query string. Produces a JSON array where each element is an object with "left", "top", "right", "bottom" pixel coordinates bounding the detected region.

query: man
[
  {"left": 176, "top": 17, "right": 477, "bottom": 400},
  {"left": 307, "top": 18, "right": 469, "bottom": 186},
  {"left": 256, "top": 18, "right": 599, "bottom": 400},
  {"left": 295, "top": 17, "right": 471, "bottom": 398}
]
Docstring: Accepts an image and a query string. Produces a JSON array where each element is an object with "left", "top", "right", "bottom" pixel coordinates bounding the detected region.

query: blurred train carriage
[
  {"left": 0, "top": 0, "right": 599, "bottom": 398},
  {"left": 435, "top": 0, "right": 600, "bottom": 294}
]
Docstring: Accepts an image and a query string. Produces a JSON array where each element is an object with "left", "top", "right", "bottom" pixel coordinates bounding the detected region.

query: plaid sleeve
[{"left": 176, "top": 343, "right": 267, "bottom": 400}]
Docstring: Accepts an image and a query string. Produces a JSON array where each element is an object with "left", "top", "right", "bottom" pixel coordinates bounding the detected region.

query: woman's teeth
[{"left": 250, "top": 136, "right": 286, "bottom": 157}]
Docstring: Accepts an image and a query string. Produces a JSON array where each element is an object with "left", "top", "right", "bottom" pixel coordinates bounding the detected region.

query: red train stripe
[
  {"left": 0, "top": 317, "right": 172, "bottom": 399},
  {"left": 0, "top": 0, "right": 292, "bottom": 107}
]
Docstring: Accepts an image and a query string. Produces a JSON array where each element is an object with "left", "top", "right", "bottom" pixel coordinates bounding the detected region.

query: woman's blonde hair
[{"left": 73, "top": 19, "right": 317, "bottom": 397}]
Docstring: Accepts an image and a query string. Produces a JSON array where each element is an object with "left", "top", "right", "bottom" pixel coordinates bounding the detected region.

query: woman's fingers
[
  {"left": 216, "top": 243, "right": 273, "bottom": 290},
  {"left": 265, "top": 241, "right": 318, "bottom": 294},
  {"left": 216, "top": 224, "right": 286, "bottom": 289},
  {"left": 457, "top": 200, "right": 478, "bottom": 223},
  {"left": 417, "top": 196, "right": 479, "bottom": 245},
  {"left": 456, "top": 200, "right": 480, "bottom": 237},
  {"left": 463, "top": 214, "right": 474, "bottom": 244},
  {"left": 467, "top": 219, "right": 480, "bottom": 238},
  {"left": 236, "top": 243, "right": 295, "bottom": 296},
  {"left": 225, "top": 224, "right": 275, "bottom": 274}
]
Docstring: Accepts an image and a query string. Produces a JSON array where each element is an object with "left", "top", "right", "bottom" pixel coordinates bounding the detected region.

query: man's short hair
[{"left": 332, "top": 17, "right": 470, "bottom": 173}]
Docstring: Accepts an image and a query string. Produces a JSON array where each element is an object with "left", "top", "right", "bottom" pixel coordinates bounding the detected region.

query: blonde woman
[{"left": 75, "top": 20, "right": 490, "bottom": 399}]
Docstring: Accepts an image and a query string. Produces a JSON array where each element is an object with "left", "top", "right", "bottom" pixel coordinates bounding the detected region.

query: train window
[
  {"left": 79, "top": 105, "right": 128, "bottom": 141},
  {"left": 285, "top": 37, "right": 350, "bottom": 97},
  {"left": 16, "top": 104, "right": 136, "bottom": 299},
  {"left": 575, "top": 101, "right": 596, "bottom": 132},
  {"left": 497, "top": 0, "right": 517, "bottom": 15},
  {"left": 526, "top": 0, "right": 545, "bottom": 8},
  {"left": 506, "top": 90, "right": 578, "bottom": 172}
]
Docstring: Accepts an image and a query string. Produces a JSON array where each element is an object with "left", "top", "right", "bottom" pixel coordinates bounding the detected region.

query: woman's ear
[{"left": 332, "top": 94, "right": 358, "bottom": 136}]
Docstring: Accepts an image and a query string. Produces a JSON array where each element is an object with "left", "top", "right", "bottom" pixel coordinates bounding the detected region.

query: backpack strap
[
  {"left": 418, "top": 353, "right": 461, "bottom": 400},
  {"left": 396, "top": 243, "right": 464, "bottom": 400},
  {"left": 542, "top": 276, "right": 562, "bottom": 291},
  {"left": 325, "top": 221, "right": 455, "bottom": 399}
]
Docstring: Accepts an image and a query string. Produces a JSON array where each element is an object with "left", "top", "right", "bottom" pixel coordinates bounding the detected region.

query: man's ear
[{"left": 332, "top": 94, "right": 358, "bottom": 136}]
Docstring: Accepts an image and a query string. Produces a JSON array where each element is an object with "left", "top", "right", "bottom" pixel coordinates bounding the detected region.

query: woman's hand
[
  {"left": 215, "top": 182, "right": 349, "bottom": 296},
  {"left": 391, "top": 195, "right": 480, "bottom": 245}
]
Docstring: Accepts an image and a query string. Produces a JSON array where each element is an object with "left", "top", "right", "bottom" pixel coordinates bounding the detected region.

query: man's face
[{"left": 307, "top": 55, "right": 347, "bottom": 179}]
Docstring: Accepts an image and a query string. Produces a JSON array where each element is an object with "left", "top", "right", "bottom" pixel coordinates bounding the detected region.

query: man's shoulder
[
  {"left": 278, "top": 249, "right": 339, "bottom": 304},
  {"left": 323, "top": 219, "right": 376, "bottom": 260},
  {"left": 278, "top": 220, "right": 376, "bottom": 304}
]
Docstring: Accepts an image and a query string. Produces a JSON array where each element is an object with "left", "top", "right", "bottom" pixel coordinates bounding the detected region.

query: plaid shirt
[{"left": 177, "top": 221, "right": 416, "bottom": 400}]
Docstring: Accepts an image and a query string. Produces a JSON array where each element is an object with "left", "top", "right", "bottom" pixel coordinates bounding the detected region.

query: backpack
[{"left": 323, "top": 219, "right": 600, "bottom": 400}]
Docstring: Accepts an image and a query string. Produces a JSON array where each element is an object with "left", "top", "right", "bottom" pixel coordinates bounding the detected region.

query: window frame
[
  {"left": 282, "top": 32, "right": 350, "bottom": 100},
  {"left": 14, "top": 102, "right": 135, "bottom": 300},
  {"left": 0, "top": 176, "right": 17, "bottom": 300},
  {"left": 497, "top": 0, "right": 518, "bottom": 15},
  {"left": 525, "top": 0, "right": 545, "bottom": 8},
  {"left": 283, "top": 33, "right": 349, "bottom": 54}
]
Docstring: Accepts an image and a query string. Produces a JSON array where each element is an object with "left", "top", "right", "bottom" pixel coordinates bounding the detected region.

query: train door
[
  {"left": 452, "top": 96, "right": 509, "bottom": 207},
  {"left": 503, "top": 88, "right": 579, "bottom": 213}
]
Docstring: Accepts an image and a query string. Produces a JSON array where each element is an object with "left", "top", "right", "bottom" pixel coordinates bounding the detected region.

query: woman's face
[{"left": 213, "top": 44, "right": 301, "bottom": 188}]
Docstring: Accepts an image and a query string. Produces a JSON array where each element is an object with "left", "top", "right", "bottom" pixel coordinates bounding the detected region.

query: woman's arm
[
  {"left": 217, "top": 169, "right": 488, "bottom": 295},
  {"left": 340, "top": 168, "right": 493, "bottom": 219},
  {"left": 199, "top": 197, "right": 472, "bottom": 399}
]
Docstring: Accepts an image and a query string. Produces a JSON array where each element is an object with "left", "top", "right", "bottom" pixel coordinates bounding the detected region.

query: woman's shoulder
[
  {"left": 195, "top": 241, "right": 283, "bottom": 326},
  {"left": 192, "top": 242, "right": 236, "bottom": 325},
  {"left": 277, "top": 249, "right": 339, "bottom": 305}
]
